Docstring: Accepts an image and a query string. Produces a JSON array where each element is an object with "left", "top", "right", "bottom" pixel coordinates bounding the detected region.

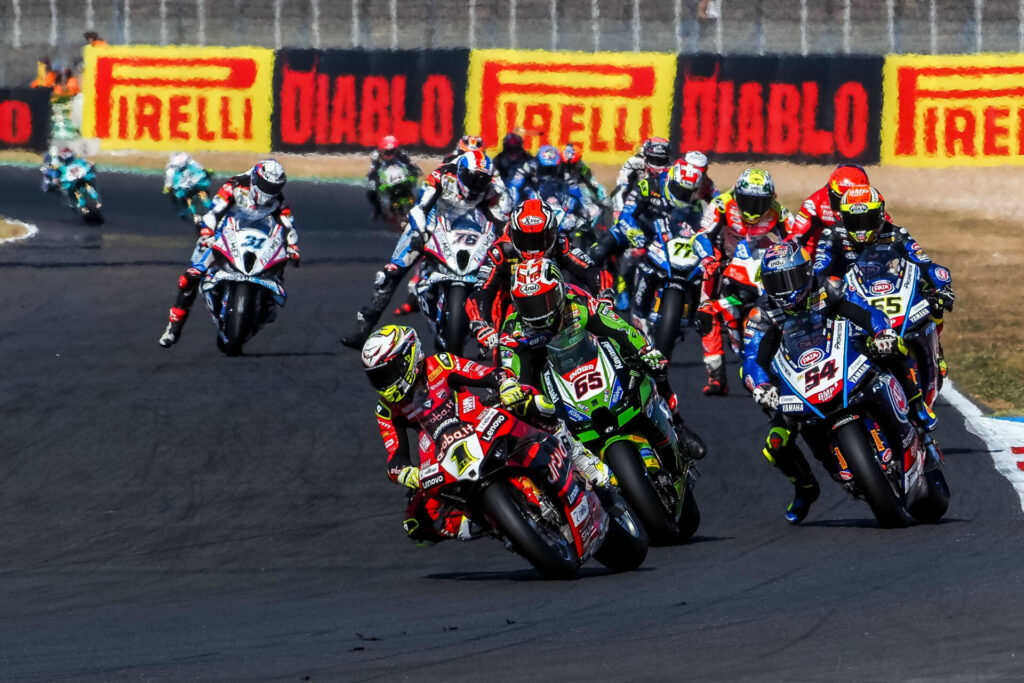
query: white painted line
[
  {"left": 591, "top": 0, "right": 599, "bottom": 52},
  {"left": 274, "top": 0, "right": 282, "bottom": 50},
  {"left": 197, "top": 0, "right": 206, "bottom": 46},
  {"left": 124, "top": 0, "right": 132, "bottom": 44},
  {"left": 160, "top": 0, "right": 168, "bottom": 45},
  {"left": 49, "top": 0, "right": 58, "bottom": 48},
  {"left": 632, "top": 0, "right": 640, "bottom": 53},
  {"left": 311, "top": 0, "right": 321, "bottom": 49},
  {"left": 550, "top": 0, "right": 558, "bottom": 51},
  {"left": 930, "top": 0, "right": 937, "bottom": 55},
  {"left": 12, "top": 0, "right": 21, "bottom": 50},
  {"left": 842, "top": 0, "right": 850, "bottom": 54},
  {"left": 510, "top": 0, "right": 518, "bottom": 49},
  {"left": 942, "top": 382, "right": 1024, "bottom": 512},
  {"left": 1, "top": 218, "right": 39, "bottom": 244}
]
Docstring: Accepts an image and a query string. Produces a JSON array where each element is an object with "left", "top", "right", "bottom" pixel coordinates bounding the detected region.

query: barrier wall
[
  {"left": 73, "top": 45, "right": 1024, "bottom": 168},
  {"left": 0, "top": 88, "right": 51, "bottom": 152}
]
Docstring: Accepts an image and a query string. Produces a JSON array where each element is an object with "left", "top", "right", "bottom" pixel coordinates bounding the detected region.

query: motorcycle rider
[
  {"left": 158, "top": 159, "right": 299, "bottom": 347},
  {"left": 788, "top": 163, "right": 870, "bottom": 255},
  {"left": 493, "top": 131, "right": 534, "bottom": 186},
  {"left": 340, "top": 150, "right": 510, "bottom": 349},
  {"left": 163, "top": 152, "right": 211, "bottom": 222},
  {"left": 361, "top": 324, "right": 608, "bottom": 543},
  {"left": 610, "top": 137, "right": 671, "bottom": 216},
  {"left": 506, "top": 144, "right": 567, "bottom": 207},
  {"left": 693, "top": 168, "right": 794, "bottom": 396},
  {"left": 822, "top": 185, "right": 955, "bottom": 418},
  {"left": 441, "top": 134, "right": 485, "bottom": 164},
  {"left": 466, "top": 198, "right": 614, "bottom": 354},
  {"left": 560, "top": 142, "right": 608, "bottom": 222},
  {"left": 366, "top": 135, "right": 422, "bottom": 220},
  {"left": 743, "top": 242, "right": 904, "bottom": 523},
  {"left": 499, "top": 259, "right": 707, "bottom": 460},
  {"left": 41, "top": 146, "right": 94, "bottom": 194}
]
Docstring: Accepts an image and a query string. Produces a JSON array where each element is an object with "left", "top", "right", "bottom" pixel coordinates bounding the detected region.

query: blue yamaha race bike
[{"left": 772, "top": 313, "right": 949, "bottom": 527}]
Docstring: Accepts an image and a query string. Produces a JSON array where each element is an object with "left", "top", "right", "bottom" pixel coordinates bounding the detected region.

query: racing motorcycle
[
  {"left": 417, "top": 392, "right": 648, "bottom": 578},
  {"left": 200, "top": 212, "right": 291, "bottom": 356},
  {"left": 169, "top": 167, "right": 213, "bottom": 230},
  {"left": 771, "top": 312, "right": 950, "bottom": 527},
  {"left": 60, "top": 161, "right": 103, "bottom": 224},
  {"left": 634, "top": 214, "right": 702, "bottom": 360},
  {"left": 540, "top": 332, "right": 700, "bottom": 544},
  {"left": 846, "top": 242, "right": 943, "bottom": 411},
  {"left": 376, "top": 161, "right": 418, "bottom": 227},
  {"left": 416, "top": 209, "right": 495, "bottom": 356},
  {"left": 534, "top": 178, "right": 600, "bottom": 252}
]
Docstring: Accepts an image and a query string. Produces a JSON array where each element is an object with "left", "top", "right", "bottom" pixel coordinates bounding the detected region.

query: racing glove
[
  {"left": 869, "top": 329, "right": 903, "bottom": 359},
  {"left": 626, "top": 227, "right": 647, "bottom": 249},
  {"left": 472, "top": 323, "right": 499, "bottom": 350},
  {"left": 638, "top": 344, "right": 668, "bottom": 377},
  {"left": 498, "top": 378, "right": 530, "bottom": 412},
  {"left": 396, "top": 466, "right": 420, "bottom": 489},
  {"left": 197, "top": 227, "right": 215, "bottom": 248},
  {"left": 286, "top": 244, "right": 301, "bottom": 265},
  {"left": 931, "top": 286, "right": 955, "bottom": 312},
  {"left": 752, "top": 383, "right": 780, "bottom": 410}
]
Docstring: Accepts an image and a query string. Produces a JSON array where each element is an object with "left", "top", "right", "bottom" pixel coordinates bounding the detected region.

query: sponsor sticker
[
  {"left": 421, "top": 474, "right": 445, "bottom": 489},
  {"left": 882, "top": 53, "right": 1024, "bottom": 167},
  {"left": 870, "top": 280, "right": 895, "bottom": 294},
  {"left": 570, "top": 495, "right": 591, "bottom": 527},
  {"left": 466, "top": 49, "right": 677, "bottom": 164},
  {"left": 83, "top": 45, "right": 274, "bottom": 151},
  {"left": 798, "top": 348, "right": 824, "bottom": 368}
]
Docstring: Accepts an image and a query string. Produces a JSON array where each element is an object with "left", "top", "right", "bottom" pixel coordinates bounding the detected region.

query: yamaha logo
[
  {"left": 870, "top": 281, "right": 894, "bottom": 294},
  {"left": 798, "top": 349, "right": 824, "bottom": 368}
]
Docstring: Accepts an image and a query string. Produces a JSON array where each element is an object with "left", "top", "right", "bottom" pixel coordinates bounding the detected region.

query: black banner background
[
  {"left": 0, "top": 88, "right": 51, "bottom": 152},
  {"left": 670, "top": 55, "right": 884, "bottom": 164},
  {"left": 272, "top": 49, "right": 469, "bottom": 154}
]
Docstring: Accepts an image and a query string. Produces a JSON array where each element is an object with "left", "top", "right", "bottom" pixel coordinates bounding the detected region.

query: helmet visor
[
  {"left": 842, "top": 206, "right": 883, "bottom": 242},
  {"left": 667, "top": 180, "right": 694, "bottom": 206},
  {"left": 516, "top": 289, "right": 562, "bottom": 329},
  {"left": 762, "top": 262, "right": 811, "bottom": 299},
  {"left": 736, "top": 192, "right": 773, "bottom": 221},
  {"left": 458, "top": 167, "right": 490, "bottom": 195},
  {"left": 512, "top": 226, "right": 555, "bottom": 256},
  {"left": 366, "top": 353, "right": 413, "bottom": 401}
]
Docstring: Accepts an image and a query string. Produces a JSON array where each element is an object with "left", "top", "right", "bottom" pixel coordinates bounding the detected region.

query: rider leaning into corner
[
  {"left": 366, "top": 135, "right": 423, "bottom": 220},
  {"left": 498, "top": 259, "right": 707, "bottom": 461},
  {"left": 158, "top": 159, "right": 299, "bottom": 347},
  {"left": 465, "top": 198, "right": 614, "bottom": 356},
  {"left": 743, "top": 242, "right": 906, "bottom": 524},
  {"left": 361, "top": 324, "right": 609, "bottom": 543},
  {"left": 340, "top": 150, "right": 510, "bottom": 349}
]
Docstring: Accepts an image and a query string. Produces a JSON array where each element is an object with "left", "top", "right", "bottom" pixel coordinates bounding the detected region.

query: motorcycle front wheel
[
  {"left": 441, "top": 283, "right": 469, "bottom": 357},
  {"left": 605, "top": 441, "right": 683, "bottom": 545},
  {"left": 653, "top": 287, "right": 685, "bottom": 361},
  {"left": 482, "top": 479, "right": 580, "bottom": 579},
  {"left": 835, "top": 420, "right": 909, "bottom": 528},
  {"left": 220, "top": 282, "right": 258, "bottom": 356}
]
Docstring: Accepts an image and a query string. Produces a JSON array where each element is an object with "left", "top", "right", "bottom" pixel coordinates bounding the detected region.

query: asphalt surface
[{"left": 1, "top": 165, "right": 1022, "bottom": 682}]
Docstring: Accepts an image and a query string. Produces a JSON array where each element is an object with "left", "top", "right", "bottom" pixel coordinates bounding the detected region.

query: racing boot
[
  {"left": 340, "top": 307, "right": 379, "bottom": 349},
  {"left": 340, "top": 265, "right": 404, "bottom": 349},
  {"left": 786, "top": 478, "right": 821, "bottom": 525},
  {"left": 702, "top": 359, "right": 728, "bottom": 396},
  {"left": 158, "top": 307, "right": 187, "bottom": 348},
  {"left": 764, "top": 430, "right": 819, "bottom": 524},
  {"left": 393, "top": 292, "right": 419, "bottom": 316},
  {"left": 571, "top": 446, "right": 612, "bottom": 488},
  {"left": 672, "top": 413, "right": 708, "bottom": 460}
]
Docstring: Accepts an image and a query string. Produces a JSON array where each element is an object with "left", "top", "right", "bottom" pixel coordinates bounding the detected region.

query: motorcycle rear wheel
[
  {"left": 605, "top": 441, "right": 682, "bottom": 545},
  {"left": 441, "top": 283, "right": 469, "bottom": 357},
  {"left": 835, "top": 421, "right": 909, "bottom": 528},
  {"left": 908, "top": 468, "right": 950, "bottom": 523},
  {"left": 592, "top": 489, "right": 649, "bottom": 572},
  {"left": 482, "top": 480, "right": 580, "bottom": 579}
]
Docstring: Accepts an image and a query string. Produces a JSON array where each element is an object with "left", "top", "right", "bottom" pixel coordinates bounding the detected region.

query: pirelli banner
[
  {"left": 82, "top": 45, "right": 275, "bottom": 152},
  {"left": 272, "top": 49, "right": 469, "bottom": 154},
  {"left": 672, "top": 55, "right": 883, "bottom": 164},
  {"left": 0, "top": 88, "right": 51, "bottom": 152},
  {"left": 466, "top": 49, "right": 677, "bottom": 165},
  {"left": 882, "top": 53, "right": 1024, "bottom": 167}
]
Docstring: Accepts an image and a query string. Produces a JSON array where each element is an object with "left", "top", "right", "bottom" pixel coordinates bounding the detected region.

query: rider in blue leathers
[{"left": 163, "top": 152, "right": 212, "bottom": 225}]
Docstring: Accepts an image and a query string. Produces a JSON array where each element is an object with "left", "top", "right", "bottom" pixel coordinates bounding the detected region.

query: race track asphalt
[{"left": 1, "top": 165, "right": 1022, "bottom": 681}]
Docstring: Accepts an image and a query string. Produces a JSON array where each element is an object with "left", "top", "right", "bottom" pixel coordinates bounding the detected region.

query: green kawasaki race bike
[{"left": 540, "top": 332, "right": 700, "bottom": 545}]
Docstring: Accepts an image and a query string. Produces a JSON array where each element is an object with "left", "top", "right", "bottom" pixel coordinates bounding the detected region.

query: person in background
[
  {"left": 31, "top": 58, "right": 57, "bottom": 89},
  {"left": 84, "top": 31, "right": 108, "bottom": 47},
  {"left": 494, "top": 131, "right": 535, "bottom": 186}
]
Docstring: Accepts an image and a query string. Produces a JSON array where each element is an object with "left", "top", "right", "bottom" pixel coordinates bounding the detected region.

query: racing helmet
[
  {"left": 169, "top": 152, "right": 191, "bottom": 170},
  {"left": 510, "top": 258, "right": 566, "bottom": 332},
  {"left": 250, "top": 159, "right": 286, "bottom": 206},
  {"left": 827, "top": 163, "right": 869, "bottom": 214},
  {"left": 642, "top": 137, "right": 671, "bottom": 175},
  {"left": 455, "top": 150, "right": 494, "bottom": 198},
  {"left": 683, "top": 150, "right": 710, "bottom": 173},
  {"left": 378, "top": 135, "right": 399, "bottom": 160},
  {"left": 536, "top": 145, "right": 561, "bottom": 179},
  {"left": 733, "top": 168, "right": 775, "bottom": 224},
  {"left": 57, "top": 147, "right": 75, "bottom": 164},
  {"left": 508, "top": 198, "right": 558, "bottom": 259},
  {"left": 839, "top": 184, "right": 885, "bottom": 246},
  {"left": 761, "top": 242, "right": 814, "bottom": 312},
  {"left": 457, "top": 135, "right": 485, "bottom": 154},
  {"left": 665, "top": 160, "right": 704, "bottom": 209},
  {"left": 361, "top": 325, "right": 425, "bottom": 404},
  {"left": 502, "top": 132, "right": 525, "bottom": 156},
  {"left": 561, "top": 142, "right": 582, "bottom": 165}
]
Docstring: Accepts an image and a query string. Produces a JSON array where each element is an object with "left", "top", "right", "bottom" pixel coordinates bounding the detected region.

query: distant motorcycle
[
  {"left": 59, "top": 161, "right": 103, "bottom": 224},
  {"left": 168, "top": 166, "right": 212, "bottom": 230},
  {"left": 200, "top": 212, "right": 292, "bottom": 356},
  {"left": 416, "top": 209, "right": 495, "bottom": 356},
  {"left": 376, "top": 161, "right": 418, "bottom": 227}
]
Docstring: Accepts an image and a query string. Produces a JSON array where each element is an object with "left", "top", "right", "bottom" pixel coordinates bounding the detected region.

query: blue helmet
[
  {"left": 761, "top": 241, "right": 813, "bottom": 311},
  {"left": 455, "top": 150, "right": 494, "bottom": 197},
  {"left": 536, "top": 145, "right": 561, "bottom": 179}
]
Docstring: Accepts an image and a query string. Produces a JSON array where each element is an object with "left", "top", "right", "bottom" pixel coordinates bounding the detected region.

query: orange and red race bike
[{"left": 415, "top": 390, "right": 648, "bottom": 578}]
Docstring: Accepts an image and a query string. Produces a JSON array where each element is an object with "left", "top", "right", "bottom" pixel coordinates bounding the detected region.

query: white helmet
[
  {"left": 169, "top": 152, "right": 191, "bottom": 170},
  {"left": 250, "top": 159, "right": 286, "bottom": 206}
]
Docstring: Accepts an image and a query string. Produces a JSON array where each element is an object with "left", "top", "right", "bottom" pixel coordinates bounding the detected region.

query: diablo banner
[
  {"left": 465, "top": 49, "right": 677, "bottom": 165},
  {"left": 882, "top": 54, "right": 1024, "bottom": 167},
  {"left": 0, "top": 88, "right": 50, "bottom": 152},
  {"left": 673, "top": 55, "right": 883, "bottom": 163},
  {"left": 272, "top": 49, "right": 468, "bottom": 154},
  {"left": 82, "top": 45, "right": 275, "bottom": 152}
]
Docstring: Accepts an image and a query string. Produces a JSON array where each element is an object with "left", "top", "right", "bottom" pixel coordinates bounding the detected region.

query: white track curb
[{"left": 943, "top": 382, "right": 1024, "bottom": 513}]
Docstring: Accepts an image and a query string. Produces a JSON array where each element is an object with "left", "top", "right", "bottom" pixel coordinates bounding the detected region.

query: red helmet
[
  {"left": 827, "top": 164, "right": 869, "bottom": 213},
  {"left": 561, "top": 142, "right": 582, "bottom": 165},
  {"left": 510, "top": 258, "right": 566, "bottom": 332},
  {"left": 508, "top": 198, "right": 558, "bottom": 258},
  {"left": 378, "top": 135, "right": 399, "bottom": 159}
]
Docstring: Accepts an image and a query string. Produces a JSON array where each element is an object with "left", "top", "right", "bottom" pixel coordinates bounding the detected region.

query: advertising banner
[
  {"left": 882, "top": 53, "right": 1024, "bottom": 167},
  {"left": 82, "top": 45, "right": 275, "bottom": 152},
  {"left": 673, "top": 55, "right": 883, "bottom": 164},
  {"left": 272, "top": 49, "right": 468, "bottom": 154},
  {"left": 465, "top": 49, "right": 677, "bottom": 164},
  {"left": 0, "top": 88, "right": 51, "bottom": 152}
]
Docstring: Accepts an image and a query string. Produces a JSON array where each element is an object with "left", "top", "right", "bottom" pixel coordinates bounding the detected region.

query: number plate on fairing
[{"left": 773, "top": 318, "right": 848, "bottom": 406}]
